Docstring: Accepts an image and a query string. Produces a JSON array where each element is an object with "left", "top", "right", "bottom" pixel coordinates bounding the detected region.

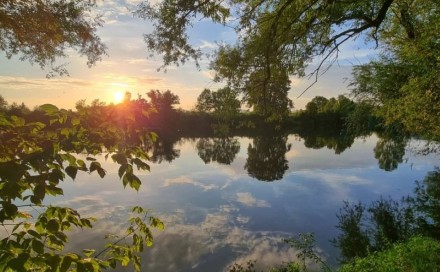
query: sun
[{"left": 113, "top": 91, "right": 124, "bottom": 104}]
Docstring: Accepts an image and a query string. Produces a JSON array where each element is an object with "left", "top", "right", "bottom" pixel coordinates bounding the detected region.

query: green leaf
[
  {"left": 72, "top": 118, "right": 81, "bottom": 126},
  {"left": 28, "top": 229, "right": 41, "bottom": 239},
  {"left": 11, "top": 115, "right": 25, "bottom": 126},
  {"left": 122, "top": 174, "right": 129, "bottom": 188},
  {"left": 65, "top": 166, "right": 78, "bottom": 180},
  {"left": 34, "top": 184, "right": 46, "bottom": 200},
  {"left": 32, "top": 240, "right": 45, "bottom": 254},
  {"left": 8, "top": 253, "right": 30, "bottom": 270},
  {"left": 77, "top": 159, "right": 87, "bottom": 171},
  {"left": 118, "top": 164, "right": 128, "bottom": 179},
  {"left": 97, "top": 167, "right": 106, "bottom": 178},
  {"left": 130, "top": 175, "right": 142, "bottom": 191},
  {"left": 47, "top": 219, "right": 60, "bottom": 233},
  {"left": 89, "top": 161, "right": 100, "bottom": 172},
  {"left": 112, "top": 153, "right": 128, "bottom": 164},
  {"left": 61, "top": 128, "right": 70, "bottom": 137},
  {"left": 60, "top": 255, "right": 74, "bottom": 272},
  {"left": 4, "top": 203, "right": 18, "bottom": 218},
  {"left": 40, "top": 104, "right": 59, "bottom": 115},
  {"left": 82, "top": 249, "right": 95, "bottom": 258}
]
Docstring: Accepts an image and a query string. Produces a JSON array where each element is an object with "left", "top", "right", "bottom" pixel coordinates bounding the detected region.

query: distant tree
[
  {"left": 305, "top": 96, "right": 329, "bottom": 114},
  {"left": 0, "top": 95, "right": 7, "bottom": 112},
  {"left": 0, "top": 0, "right": 106, "bottom": 76},
  {"left": 196, "top": 87, "right": 240, "bottom": 117},
  {"left": 147, "top": 90, "right": 179, "bottom": 114},
  {"left": 195, "top": 87, "right": 241, "bottom": 133},
  {"left": 195, "top": 89, "right": 215, "bottom": 113}
]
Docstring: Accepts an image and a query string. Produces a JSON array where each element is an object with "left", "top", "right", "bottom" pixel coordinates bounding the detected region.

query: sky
[{"left": 0, "top": 0, "right": 377, "bottom": 110}]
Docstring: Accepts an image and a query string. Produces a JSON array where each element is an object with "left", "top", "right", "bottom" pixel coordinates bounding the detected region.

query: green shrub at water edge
[{"left": 339, "top": 236, "right": 440, "bottom": 272}]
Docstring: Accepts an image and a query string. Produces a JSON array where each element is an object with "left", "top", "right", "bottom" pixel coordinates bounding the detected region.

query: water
[{"left": 48, "top": 133, "right": 438, "bottom": 271}]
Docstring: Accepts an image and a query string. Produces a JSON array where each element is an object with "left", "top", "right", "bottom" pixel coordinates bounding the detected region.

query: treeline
[{"left": 0, "top": 89, "right": 393, "bottom": 141}]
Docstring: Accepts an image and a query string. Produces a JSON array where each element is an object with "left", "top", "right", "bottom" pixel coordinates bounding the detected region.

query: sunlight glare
[{"left": 113, "top": 91, "right": 124, "bottom": 104}]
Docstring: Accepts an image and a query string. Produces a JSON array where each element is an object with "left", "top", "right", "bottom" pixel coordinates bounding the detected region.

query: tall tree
[
  {"left": 195, "top": 87, "right": 240, "bottom": 117},
  {"left": 0, "top": 0, "right": 106, "bottom": 76},
  {"left": 137, "top": 0, "right": 439, "bottom": 135},
  {"left": 147, "top": 89, "right": 180, "bottom": 113}
]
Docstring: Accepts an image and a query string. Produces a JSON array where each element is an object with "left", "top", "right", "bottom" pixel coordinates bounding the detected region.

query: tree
[
  {"left": 195, "top": 87, "right": 241, "bottom": 133},
  {"left": 0, "top": 0, "right": 106, "bottom": 76},
  {"left": 137, "top": 0, "right": 439, "bottom": 135},
  {"left": 195, "top": 87, "right": 240, "bottom": 117},
  {"left": 0, "top": 95, "right": 8, "bottom": 112},
  {"left": 147, "top": 90, "right": 180, "bottom": 113}
]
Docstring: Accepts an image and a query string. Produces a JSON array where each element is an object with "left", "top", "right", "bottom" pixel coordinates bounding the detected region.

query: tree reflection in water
[
  {"left": 245, "top": 134, "right": 291, "bottom": 182},
  {"left": 374, "top": 132, "right": 408, "bottom": 171},
  {"left": 148, "top": 135, "right": 181, "bottom": 163},
  {"left": 332, "top": 168, "right": 440, "bottom": 264},
  {"left": 196, "top": 137, "right": 240, "bottom": 165}
]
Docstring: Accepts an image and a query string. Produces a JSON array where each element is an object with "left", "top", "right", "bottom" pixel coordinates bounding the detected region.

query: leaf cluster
[
  {"left": 0, "top": 0, "right": 107, "bottom": 76},
  {"left": 0, "top": 101, "right": 162, "bottom": 271}
]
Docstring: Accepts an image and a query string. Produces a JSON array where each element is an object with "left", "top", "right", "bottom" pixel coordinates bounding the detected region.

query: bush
[{"left": 339, "top": 236, "right": 440, "bottom": 272}]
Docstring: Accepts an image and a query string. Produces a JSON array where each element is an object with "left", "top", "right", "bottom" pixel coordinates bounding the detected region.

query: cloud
[
  {"left": 236, "top": 192, "right": 271, "bottom": 208},
  {"left": 0, "top": 76, "right": 92, "bottom": 87},
  {"left": 198, "top": 40, "right": 218, "bottom": 50},
  {"left": 298, "top": 171, "right": 371, "bottom": 186},
  {"left": 162, "top": 176, "right": 219, "bottom": 191}
]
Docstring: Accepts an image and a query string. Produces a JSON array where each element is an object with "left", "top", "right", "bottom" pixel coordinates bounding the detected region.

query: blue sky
[{"left": 0, "top": 0, "right": 377, "bottom": 110}]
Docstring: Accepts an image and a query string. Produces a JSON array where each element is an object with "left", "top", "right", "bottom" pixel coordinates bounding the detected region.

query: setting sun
[{"left": 113, "top": 91, "right": 124, "bottom": 104}]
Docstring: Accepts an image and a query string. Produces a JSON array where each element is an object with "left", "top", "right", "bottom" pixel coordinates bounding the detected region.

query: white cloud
[
  {"left": 236, "top": 192, "right": 271, "bottom": 208},
  {"left": 198, "top": 40, "right": 218, "bottom": 50},
  {"left": 163, "top": 176, "right": 218, "bottom": 191}
]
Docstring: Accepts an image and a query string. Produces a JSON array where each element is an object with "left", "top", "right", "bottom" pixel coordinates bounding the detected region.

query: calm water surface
[{"left": 49, "top": 134, "right": 439, "bottom": 271}]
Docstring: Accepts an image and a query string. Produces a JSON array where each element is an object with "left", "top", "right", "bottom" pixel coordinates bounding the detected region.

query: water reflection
[
  {"left": 245, "top": 134, "right": 291, "bottom": 181},
  {"left": 196, "top": 137, "right": 240, "bottom": 165},
  {"left": 332, "top": 168, "right": 440, "bottom": 264},
  {"left": 3, "top": 127, "right": 438, "bottom": 271},
  {"left": 374, "top": 133, "right": 408, "bottom": 171},
  {"left": 148, "top": 134, "right": 181, "bottom": 163}
]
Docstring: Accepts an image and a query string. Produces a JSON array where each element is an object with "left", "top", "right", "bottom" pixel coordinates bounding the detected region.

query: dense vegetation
[
  {"left": 2, "top": 0, "right": 440, "bottom": 271},
  {"left": 0, "top": 97, "right": 165, "bottom": 271}
]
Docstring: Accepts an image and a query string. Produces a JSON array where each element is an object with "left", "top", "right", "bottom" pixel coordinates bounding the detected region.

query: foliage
[
  {"left": 407, "top": 168, "right": 440, "bottom": 239},
  {"left": 195, "top": 87, "right": 241, "bottom": 133},
  {"left": 373, "top": 132, "right": 408, "bottom": 171},
  {"left": 196, "top": 87, "right": 241, "bottom": 118},
  {"left": 0, "top": 0, "right": 106, "bottom": 76},
  {"left": 136, "top": 0, "right": 421, "bottom": 118},
  {"left": 350, "top": 1, "right": 440, "bottom": 140},
  {"left": 332, "top": 197, "right": 417, "bottom": 264},
  {"left": 284, "top": 233, "right": 332, "bottom": 272},
  {"left": 147, "top": 89, "right": 180, "bottom": 113},
  {"left": 196, "top": 137, "right": 240, "bottom": 165},
  {"left": 211, "top": 45, "right": 293, "bottom": 120},
  {"left": 332, "top": 168, "right": 440, "bottom": 264},
  {"left": 339, "top": 236, "right": 440, "bottom": 272},
  {"left": 245, "top": 134, "right": 291, "bottom": 181},
  {"left": 0, "top": 100, "right": 164, "bottom": 271}
]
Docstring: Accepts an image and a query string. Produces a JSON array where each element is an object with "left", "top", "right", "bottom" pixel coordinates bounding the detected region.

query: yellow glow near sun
[{"left": 113, "top": 91, "right": 124, "bottom": 104}]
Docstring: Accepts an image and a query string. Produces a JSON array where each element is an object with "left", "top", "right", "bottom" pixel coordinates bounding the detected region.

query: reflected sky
[{"left": 47, "top": 134, "right": 439, "bottom": 271}]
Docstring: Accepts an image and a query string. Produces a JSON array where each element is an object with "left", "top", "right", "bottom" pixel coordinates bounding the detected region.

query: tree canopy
[
  {"left": 136, "top": 0, "right": 440, "bottom": 136},
  {"left": 0, "top": 0, "right": 106, "bottom": 76}
]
